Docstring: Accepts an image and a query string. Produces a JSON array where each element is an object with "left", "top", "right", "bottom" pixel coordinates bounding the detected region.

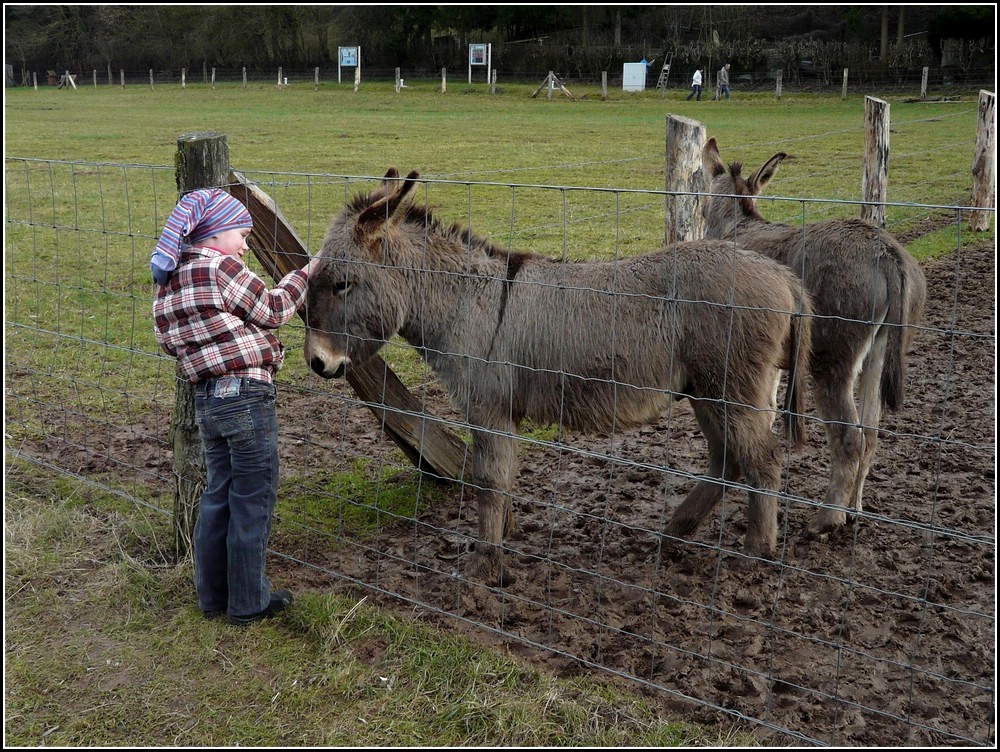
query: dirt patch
[
  {"left": 16, "top": 237, "right": 995, "bottom": 746},
  {"left": 272, "top": 237, "right": 995, "bottom": 746}
]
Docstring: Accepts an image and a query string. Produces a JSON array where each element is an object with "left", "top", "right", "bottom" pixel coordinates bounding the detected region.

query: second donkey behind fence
[
  {"left": 305, "top": 168, "right": 813, "bottom": 587},
  {"left": 702, "top": 138, "right": 927, "bottom": 537}
]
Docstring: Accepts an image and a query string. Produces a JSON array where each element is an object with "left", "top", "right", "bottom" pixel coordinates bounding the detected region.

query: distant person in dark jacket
[{"left": 715, "top": 63, "right": 731, "bottom": 100}]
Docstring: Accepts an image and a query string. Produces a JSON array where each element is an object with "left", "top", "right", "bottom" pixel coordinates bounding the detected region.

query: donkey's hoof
[
  {"left": 805, "top": 511, "right": 847, "bottom": 541},
  {"left": 735, "top": 540, "right": 777, "bottom": 567},
  {"left": 728, "top": 552, "right": 764, "bottom": 571},
  {"left": 468, "top": 546, "right": 516, "bottom": 588}
]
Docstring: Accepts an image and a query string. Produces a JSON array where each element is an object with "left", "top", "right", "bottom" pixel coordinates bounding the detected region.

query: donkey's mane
[{"left": 351, "top": 186, "right": 541, "bottom": 277}]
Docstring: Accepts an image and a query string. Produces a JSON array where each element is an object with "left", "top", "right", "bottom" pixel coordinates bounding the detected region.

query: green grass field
[
  {"left": 4, "top": 79, "right": 987, "bottom": 420},
  {"left": 5, "top": 78, "right": 983, "bottom": 208},
  {"left": 3, "top": 78, "right": 991, "bottom": 746}
]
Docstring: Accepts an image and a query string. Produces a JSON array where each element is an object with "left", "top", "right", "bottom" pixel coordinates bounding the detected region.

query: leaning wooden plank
[{"left": 229, "top": 171, "right": 470, "bottom": 483}]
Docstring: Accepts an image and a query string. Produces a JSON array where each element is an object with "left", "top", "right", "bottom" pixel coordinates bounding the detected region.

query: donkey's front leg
[{"left": 467, "top": 427, "right": 518, "bottom": 587}]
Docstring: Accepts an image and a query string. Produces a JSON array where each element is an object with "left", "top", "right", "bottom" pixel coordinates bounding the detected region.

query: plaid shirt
[{"left": 153, "top": 246, "right": 308, "bottom": 384}]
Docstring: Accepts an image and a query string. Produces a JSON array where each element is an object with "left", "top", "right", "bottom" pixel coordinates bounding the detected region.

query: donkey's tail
[
  {"left": 783, "top": 288, "right": 813, "bottom": 450},
  {"left": 880, "top": 251, "right": 925, "bottom": 412}
]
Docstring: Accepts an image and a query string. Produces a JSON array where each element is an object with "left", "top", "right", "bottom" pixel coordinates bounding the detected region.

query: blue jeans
[
  {"left": 686, "top": 84, "right": 701, "bottom": 101},
  {"left": 193, "top": 376, "right": 279, "bottom": 617}
]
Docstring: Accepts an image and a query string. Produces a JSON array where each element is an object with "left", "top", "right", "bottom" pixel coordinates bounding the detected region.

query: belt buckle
[{"left": 212, "top": 376, "right": 242, "bottom": 398}]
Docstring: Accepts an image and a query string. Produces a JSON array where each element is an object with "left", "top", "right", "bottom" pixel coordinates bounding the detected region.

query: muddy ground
[
  {"left": 264, "top": 236, "right": 996, "bottom": 746},
  {"left": 24, "top": 235, "right": 995, "bottom": 746}
]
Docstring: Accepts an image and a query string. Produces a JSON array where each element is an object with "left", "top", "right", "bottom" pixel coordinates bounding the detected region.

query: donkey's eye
[{"left": 332, "top": 280, "right": 351, "bottom": 296}]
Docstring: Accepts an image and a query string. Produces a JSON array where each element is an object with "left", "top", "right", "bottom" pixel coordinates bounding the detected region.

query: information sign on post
[
  {"left": 468, "top": 43, "right": 491, "bottom": 84},
  {"left": 338, "top": 46, "right": 360, "bottom": 84}
]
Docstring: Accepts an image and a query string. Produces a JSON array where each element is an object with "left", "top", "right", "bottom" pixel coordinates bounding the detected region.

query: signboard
[
  {"left": 469, "top": 44, "right": 488, "bottom": 66},
  {"left": 338, "top": 46, "right": 360, "bottom": 85},
  {"left": 339, "top": 47, "right": 358, "bottom": 67},
  {"left": 468, "top": 43, "right": 491, "bottom": 84}
]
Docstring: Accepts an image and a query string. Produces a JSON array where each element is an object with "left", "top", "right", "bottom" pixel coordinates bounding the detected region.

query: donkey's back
[
  {"left": 725, "top": 216, "right": 924, "bottom": 410},
  {"left": 489, "top": 242, "right": 811, "bottom": 435}
]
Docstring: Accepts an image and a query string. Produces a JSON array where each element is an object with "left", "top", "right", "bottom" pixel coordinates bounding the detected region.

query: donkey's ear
[
  {"left": 355, "top": 170, "right": 421, "bottom": 234},
  {"left": 748, "top": 152, "right": 788, "bottom": 194},
  {"left": 382, "top": 169, "right": 420, "bottom": 217},
  {"left": 399, "top": 170, "right": 421, "bottom": 202},
  {"left": 703, "top": 138, "right": 726, "bottom": 177}
]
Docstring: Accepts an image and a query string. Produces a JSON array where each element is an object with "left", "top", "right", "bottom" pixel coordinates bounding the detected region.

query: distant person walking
[
  {"left": 715, "top": 62, "right": 731, "bottom": 100},
  {"left": 686, "top": 68, "right": 702, "bottom": 101}
]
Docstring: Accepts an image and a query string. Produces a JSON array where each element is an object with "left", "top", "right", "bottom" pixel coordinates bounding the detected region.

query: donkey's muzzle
[{"left": 310, "top": 354, "right": 348, "bottom": 380}]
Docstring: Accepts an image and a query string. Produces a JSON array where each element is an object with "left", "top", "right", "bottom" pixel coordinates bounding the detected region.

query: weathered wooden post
[
  {"left": 664, "top": 114, "right": 707, "bottom": 244},
  {"left": 862, "top": 96, "right": 890, "bottom": 228},
  {"left": 775, "top": 69, "right": 782, "bottom": 100},
  {"left": 920, "top": 66, "right": 929, "bottom": 99},
  {"left": 441, "top": 67, "right": 447, "bottom": 94},
  {"left": 168, "top": 131, "right": 231, "bottom": 560},
  {"left": 842, "top": 68, "right": 849, "bottom": 99},
  {"left": 970, "top": 90, "right": 996, "bottom": 232}
]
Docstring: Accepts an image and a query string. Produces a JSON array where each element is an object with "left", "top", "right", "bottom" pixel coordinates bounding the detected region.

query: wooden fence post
[
  {"left": 664, "top": 114, "right": 707, "bottom": 244},
  {"left": 168, "top": 131, "right": 231, "bottom": 561},
  {"left": 970, "top": 90, "right": 996, "bottom": 232},
  {"left": 862, "top": 96, "right": 890, "bottom": 228}
]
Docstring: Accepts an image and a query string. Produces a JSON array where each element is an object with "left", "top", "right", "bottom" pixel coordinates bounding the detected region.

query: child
[{"left": 152, "top": 188, "right": 320, "bottom": 626}]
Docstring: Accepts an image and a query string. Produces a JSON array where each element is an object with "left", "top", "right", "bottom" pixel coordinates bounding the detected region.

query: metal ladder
[{"left": 655, "top": 53, "right": 673, "bottom": 90}]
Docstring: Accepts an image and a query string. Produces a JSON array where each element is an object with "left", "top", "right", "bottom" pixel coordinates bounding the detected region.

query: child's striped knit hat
[{"left": 150, "top": 188, "right": 253, "bottom": 283}]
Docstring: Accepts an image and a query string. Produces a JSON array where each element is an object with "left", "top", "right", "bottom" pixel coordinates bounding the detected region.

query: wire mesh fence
[{"left": 4, "top": 157, "right": 995, "bottom": 746}]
